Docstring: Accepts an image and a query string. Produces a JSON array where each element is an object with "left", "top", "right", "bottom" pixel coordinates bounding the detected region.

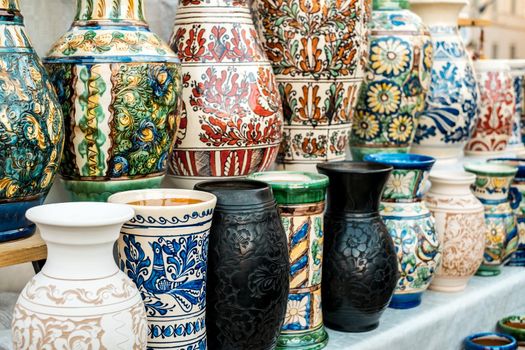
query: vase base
[
  {"left": 324, "top": 319, "right": 379, "bottom": 333},
  {"left": 0, "top": 196, "right": 44, "bottom": 242},
  {"left": 0, "top": 224, "right": 36, "bottom": 243},
  {"left": 164, "top": 174, "right": 247, "bottom": 190},
  {"left": 351, "top": 147, "right": 408, "bottom": 162},
  {"left": 277, "top": 325, "right": 329, "bottom": 350},
  {"left": 476, "top": 265, "right": 501, "bottom": 276},
  {"left": 429, "top": 277, "right": 469, "bottom": 293},
  {"left": 389, "top": 293, "right": 422, "bottom": 309},
  {"left": 506, "top": 249, "right": 525, "bottom": 266}
]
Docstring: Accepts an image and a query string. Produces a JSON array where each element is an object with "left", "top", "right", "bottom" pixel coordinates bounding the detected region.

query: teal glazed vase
[
  {"left": 248, "top": 172, "right": 329, "bottom": 350},
  {"left": 365, "top": 153, "right": 441, "bottom": 309},
  {"left": 465, "top": 162, "right": 519, "bottom": 276},
  {"left": 0, "top": 0, "right": 64, "bottom": 242},
  {"left": 350, "top": 0, "right": 432, "bottom": 160},
  {"left": 44, "top": 0, "right": 181, "bottom": 201}
]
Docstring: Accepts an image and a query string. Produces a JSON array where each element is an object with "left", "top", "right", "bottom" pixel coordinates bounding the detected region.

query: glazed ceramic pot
[
  {"left": 0, "top": 0, "right": 64, "bottom": 242},
  {"left": 167, "top": 0, "right": 283, "bottom": 189},
  {"left": 44, "top": 0, "right": 181, "bottom": 201},
  {"left": 350, "top": 0, "right": 433, "bottom": 160},
  {"left": 425, "top": 171, "right": 485, "bottom": 292},
  {"left": 411, "top": 0, "right": 480, "bottom": 161},
  {"left": 498, "top": 315, "right": 525, "bottom": 346},
  {"left": 505, "top": 60, "right": 525, "bottom": 155},
  {"left": 248, "top": 172, "right": 329, "bottom": 349},
  {"left": 365, "top": 153, "right": 440, "bottom": 309},
  {"left": 194, "top": 180, "right": 289, "bottom": 349},
  {"left": 464, "top": 332, "right": 517, "bottom": 350},
  {"left": 465, "top": 60, "right": 515, "bottom": 156},
  {"left": 12, "top": 202, "right": 148, "bottom": 349},
  {"left": 316, "top": 162, "right": 398, "bottom": 332},
  {"left": 108, "top": 189, "right": 217, "bottom": 349},
  {"left": 253, "top": 0, "right": 369, "bottom": 171},
  {"left": 464, "top": 162, "right": 518, "bottom": 276}
]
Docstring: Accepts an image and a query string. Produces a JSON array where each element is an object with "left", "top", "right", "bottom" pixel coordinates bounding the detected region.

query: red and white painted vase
[{"left": 167, "top": 0, "right": 283, "bottom": 188}]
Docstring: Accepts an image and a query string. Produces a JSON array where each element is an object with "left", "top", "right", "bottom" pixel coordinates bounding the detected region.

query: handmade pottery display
[
  {"left": 505, "top": 60, "right": 525, "bottom": 155},
  {"left": 253, "top": 0, "right": 369, "bottom": 171},
  {"left": 498, "top": 315, "right": 525, "bottom": 346},
  {"left": 425, "top": 171, "right": 485, "bottom": 292},
  {"left": 465, "top": 60, "right": 515, "bottom": 156},
  {"left": 108, "top": 189, "right": 217, "bottom": 349},
  {"left": 0, "top": 0, "right": 64, "bottom": 242},
  {"left": 12, "top": 202, "right": 148, "bottom": 349},
  {"left": 350, "top": 0, "right": 433, "bottom": 160},
  {"left": 44, "top": 0, "right": 181, "bottom": 201},
  {"left": 411, "top": 0, "right": 480, "bottom": 161},
  {"left": 464, "top": 162, "right": 519, "bottom": 276},
  {"left": 365, "top": 153, "right": 440, "bottom": 309},
  {"left": 167, "top": 0, "right": 283, "bottom": 189},
  {"left": 316, "top": 162, "right": 398, "bottom": 332},
  {"left": 248, "top": 172, "right": 329, "bottom": 349},
  {"left": 194, "top": 180, "right": 289, "bottom": 349},
  {"left": 464, "top": 332, "right": 518, "bottom": 350}
]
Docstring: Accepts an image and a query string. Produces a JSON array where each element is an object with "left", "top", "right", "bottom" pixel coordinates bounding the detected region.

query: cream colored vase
[
  {"left": 425, "top": 171, "right": 486, "bottom": 292},
  {"left": 12, "top": 202, "right": 148, "bottom": 349}
]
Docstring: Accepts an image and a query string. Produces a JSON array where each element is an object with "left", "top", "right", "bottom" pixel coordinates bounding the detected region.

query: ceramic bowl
[
  {"left": 464, "top": 332, "right": 517, "bottom": 350},
  {"left": 498, "top": 316, "right": 525, "bottom": 345}
]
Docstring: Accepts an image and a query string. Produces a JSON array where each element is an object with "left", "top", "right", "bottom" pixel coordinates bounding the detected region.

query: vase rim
[
  {"left": 464, "top": 162, "right": 518, "bottom": 176},
  {"left": 247, "top": 171, "right": 329, "bottom": 190},
  {"left": 499, "top": 59, "right": 525, "bottom": 70},
  {"left": 26, "top": 202, "right": 134, "bottom": 228},
  {"left": 497, "top": 316, "right": 525, "bottom": 338},
  {"left": 317, "top": 161, "right": 393, "bottom": 174},
  {"left": 429, "top": 170, "right": 475, "bottom": 184},
  {"left": 464, "top": 332, "right": 517, "bottom": 350},
  {"left": 108, "top": 188, "right": 217, "bottom": 211},
  {"left": 364, "top": 153, "right": 435, "bottom": 170},
  {"left": 488, "top": 158, "right": 525, "bottom": 178},
  {"left": 409, "top": 0, "right": 468, "bottom": 6},
  {"left": 474, "top": 59, "right": 511, "bottom": 72},
  {"left": 194, "top": 179, "right": 275, "bottom": 207}
]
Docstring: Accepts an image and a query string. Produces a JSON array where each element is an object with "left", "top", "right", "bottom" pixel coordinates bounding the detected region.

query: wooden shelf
[
  {"left": 0, "top": 231, "right": 47, "bottom": 268},
  {"left": 458, "top": 18, "right": 492, "bottom": 27}
]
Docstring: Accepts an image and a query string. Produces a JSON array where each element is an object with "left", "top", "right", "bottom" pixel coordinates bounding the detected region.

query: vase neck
[
  {"left": 0, "top": 1, "right": 33, "bottom": 51},
  {"left": 74, "top": 0, "right": 147, "bottom": 25},
  {"left": 411, "top": 2, "right": 463, "bottom": 26},
  {"left": 471, "top": 175, "right": 514, "bottom": 203},
  {"left": 0, "top": 0, "right": 20, "bottom": 11},
  {"left": 373, "top": 0, "right": 408, "bottom": 10}
]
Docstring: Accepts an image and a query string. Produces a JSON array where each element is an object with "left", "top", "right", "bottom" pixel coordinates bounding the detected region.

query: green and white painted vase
[
  {"left": 464, "top": 162, "right": 518, "bottom": 276},
  {"left": 44, "top": 0, "right": 181, "bottom": 201},
  {"left": 365, "top": 153, "right": 441, "bottom": 309},
  {"left": 248, "top": 171, "right": 329, "bottom": 350},
  {"left": 350, "top": 0, "right": 432, "bottom": 161},
  {"left": 0, "top": 0, "right": 64, "bottom": 242}
]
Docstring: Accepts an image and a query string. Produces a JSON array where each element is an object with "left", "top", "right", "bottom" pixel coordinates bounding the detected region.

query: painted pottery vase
[
  {"left": 411, "top": 0, "right": 480, "bottom": 160},
  {"left": 505, "top": 60, "right": 525, "bottom": 155},
  {"left": 248, "top": 171, "right": 329, "bottom": 349},
  {"left": 465, "top": 60, "right": 515, "bottom": 156},
  {"left": 12, "top": 202, "right": 148, "bottom": 349},
  {"left": 253, "top": 0, "right": 369, "bottom": 171},
  {"left": 108, "top": 189, "right": 217, "bottom": 349},
  {"left": 498, "top": 316, "right": 525, "bottom": 346},
  {"left": 316, "top": 162, "right": 398, "bottom": 332},
  {"left": 350, "top": 0, "right": 433, "bottom": 161},
  {"left": 194, "top": 180, "right": 289, "bottom": 349},
  {"left": 464, "top": 333, "right": 518, "bottom": 350},
  {"left": 44, "top": 0, "right": 181, "bottom": 201},
  {"left": 167, "top": 0, "right": 283, "bottom": 189},
  {"left": 464, "top": 162, "right": 518, "bottom": 276},
  {"left": 425, "top": 171, "right": 485, "bottom": 292},
  {"left": 365, "top": 153, "right": 440, "bottom": 309},
  {"left": 0, "top": 0, "right": 64, "bottom": 242}
]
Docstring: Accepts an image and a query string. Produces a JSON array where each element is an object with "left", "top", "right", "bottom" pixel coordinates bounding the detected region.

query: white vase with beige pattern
[
  {"left": 425, "top": 171, "right": 486, "bottom": 292},
  {"left": 12, "top": 202, "right": 148, "bottom": 349}
]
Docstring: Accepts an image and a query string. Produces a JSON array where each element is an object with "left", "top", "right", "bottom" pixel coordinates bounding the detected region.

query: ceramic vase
[
  {"left": 44, "top": 0, "right": 181, "bottom": 201},
  {"left": 166, "top": 0, "right": 283, "bottom": 189},
  {"left": 248, "top": 171, "right": 329, "bottom": 349},
  {"left": 505, "top": 60, "right": 525, "bottom": 156},
  {"left": 316, "top": 162, "right": 398, "bottom": 332},
  {"left": 108, "top": 189, "right": 217, "bottom": 349},
  {"left": 410, "top": 0, "right": 480, "bottom": 161},
  {"left": 350, "top": 0, "right": 433, "bottom": 161},
  {"left": 464, "top": 333, "right": 518, "bottom": 350},
  {"left": 12, "top": 202, "right": 148, "bottom": 349},
  {"left": 0, "top": 0, "right": 64, "bottom": 242},
  {"left": 425, "top": 171, "right": 485, "bottom": 292},
  {"left": 365, "top": 153, "right": 440, "bottom": 309},
  {"left": 464, "top": 162, "right": 518, "bottom": 276},
  {"left": 498, "top": 316, "right": 525, "bottom": 346},
  {"left": 194, "top": 180, "right": 289, "bottom": 349},
  {"left": 253, "top": 0, "right": 369, "bottom": 171},
  {"left": 465, "top": 60, "right": 515, "bottom": 157}
]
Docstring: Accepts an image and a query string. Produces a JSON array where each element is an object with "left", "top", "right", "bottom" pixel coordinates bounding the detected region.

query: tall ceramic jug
[
  {"left": 0, "top": 0, "right": 64, "bottom": 242},
  {"left": 168, "top": 0, "right": 283, "bottom": 189},
  {"left": 45, "top": 0, "right": 181, "bottom": 201}
]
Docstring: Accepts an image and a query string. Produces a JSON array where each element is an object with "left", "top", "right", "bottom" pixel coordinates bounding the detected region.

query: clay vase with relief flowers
[
  {"left": 365, "top": 153, "right": 441, "bottom": 309},
  {"left": 425, "top": 171, "right": 485, "bottom": 292},
  {"left": 253, "top": 0, "right": 369, "bottom": 171},
  {"left": 464, "top": 162, "right": 519, "bottom": 276},
  {"left": 12, "top": 202, "right": 148, "bottom": 349},
  {"left": 465, "top": 60, "right": 516, "bottom": 157},
  {"left": 0, "top": 0, "right": 64, "bottom": 242},
  {"left": 167, "top": 0, "right": 283, "bottom": 189},
  {"left": 44, "top": 0, "right": 181, "bottom": 201},
  {"left": 349, "top": 0, "right": 433, "bottom": 161},
  {"left": 411, "top": 0, "right": 481, "bottom": 161}
]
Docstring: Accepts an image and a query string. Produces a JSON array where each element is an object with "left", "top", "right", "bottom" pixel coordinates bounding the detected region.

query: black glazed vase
[
  {"left": 194, "top": 180, "right": 290, "bottom": 350},
  {"left": 316, "top": 162, "right": 399, "bottom": 332}
]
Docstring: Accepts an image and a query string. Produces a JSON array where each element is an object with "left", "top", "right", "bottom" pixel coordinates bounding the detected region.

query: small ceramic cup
[
  {"left": 498, "top": 315, "right": 525, "bottom": 346},
  {"left": 464, "top": 332, "right": 517, "bottom": 350}
]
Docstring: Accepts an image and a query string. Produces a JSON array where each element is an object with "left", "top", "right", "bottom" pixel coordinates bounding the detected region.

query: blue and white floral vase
[
  {"left": 410, "top": 0, "right": 480, "bottom": 161},
  {"left": 365, "top": 153, "right": 441, "bottom": 309},
  {"left": 505, "top": 60, "right": 525, "bottom": 156}
]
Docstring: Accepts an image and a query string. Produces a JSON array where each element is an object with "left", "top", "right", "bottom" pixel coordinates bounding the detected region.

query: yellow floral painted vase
[{"left": 0, "top": 0, "right": 64, "bottom": 242}]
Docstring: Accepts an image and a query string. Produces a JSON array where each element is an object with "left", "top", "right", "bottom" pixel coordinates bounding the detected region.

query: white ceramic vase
[{"left": 11, "top": 202, "right": 148, "bottom": 349}]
